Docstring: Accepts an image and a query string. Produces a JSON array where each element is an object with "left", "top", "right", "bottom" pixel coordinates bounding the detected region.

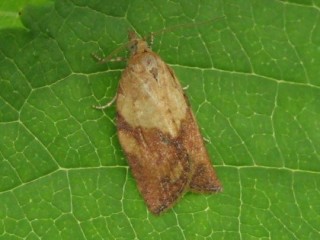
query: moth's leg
[
  {"left": 182, "top": 85, "right": 189, "bottom": 90},
  {"left": 149, "top": 32, "right": 154, "bottom": 48},
  {"left": 93, "top": 95, "right": 117, "bottom": 110},
  {"left": 91, "top": 53, "right": 126, "bottom": 64}
]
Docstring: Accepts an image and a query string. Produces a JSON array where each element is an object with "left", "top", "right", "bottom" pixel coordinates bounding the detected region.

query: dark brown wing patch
[
  {"left": 179, "top": 109, "right": 222, "bottom": 193},
  {"left": 117, "top": 114, "right": 192, "bottom": 214}
]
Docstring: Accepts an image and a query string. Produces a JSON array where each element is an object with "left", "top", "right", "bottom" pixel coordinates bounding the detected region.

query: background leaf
[
  {"left": 0, "top": 0, "right": 50, "bottom": 29},
  {"left": 1, "top": 0, "right": 320, "bottom": 239}
]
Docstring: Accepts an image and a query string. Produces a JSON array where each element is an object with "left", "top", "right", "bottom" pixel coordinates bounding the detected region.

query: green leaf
[
  {"left": 0, "top": 0, "right": 50, "bottom": 29},
  {"left": 1, "top": 0, "right": 320, "bottom": 239}
]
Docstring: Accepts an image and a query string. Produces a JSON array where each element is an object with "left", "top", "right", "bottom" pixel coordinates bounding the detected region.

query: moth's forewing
[{"left": 116, "top": 34, "right": 221, "bottom": 215}]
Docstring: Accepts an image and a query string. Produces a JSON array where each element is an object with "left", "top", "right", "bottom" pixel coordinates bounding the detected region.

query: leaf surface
[{"left": 0, "top": 0, "right": 320, "bottom": 239}]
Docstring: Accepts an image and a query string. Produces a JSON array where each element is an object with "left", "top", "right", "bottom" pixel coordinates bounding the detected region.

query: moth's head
[{"left": 128, "top": 31, "right": 149, "bottom": 55}]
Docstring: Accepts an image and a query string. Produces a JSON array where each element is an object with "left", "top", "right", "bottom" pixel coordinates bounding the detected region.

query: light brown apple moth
[{"left": 93, "top": 31, "right": 222, "bottom": 215}]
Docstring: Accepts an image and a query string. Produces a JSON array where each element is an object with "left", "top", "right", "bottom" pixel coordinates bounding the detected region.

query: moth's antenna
[
  {"left": 144, "top": 16, "right": 226, "bottom": 41},
  {"left": 92, "top": 16, "right": 226, "bottom": 63}
]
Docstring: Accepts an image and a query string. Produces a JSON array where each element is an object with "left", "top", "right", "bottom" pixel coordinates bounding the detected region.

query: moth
[{"left": 93, "top": 31, "right": 222, "bottom": 215}]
